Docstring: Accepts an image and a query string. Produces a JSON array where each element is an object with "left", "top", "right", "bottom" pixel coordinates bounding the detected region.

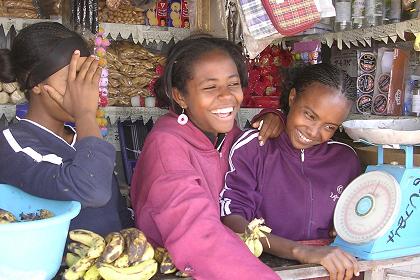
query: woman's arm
[{"left": 222, "top": 214, "right": 360, "bottom": 280}]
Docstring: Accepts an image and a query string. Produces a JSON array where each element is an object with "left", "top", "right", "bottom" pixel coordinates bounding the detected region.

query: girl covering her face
[
  {"left": 221, "top": 64, "right": 362, "bottom": 280},
  {"left": 130, "top": 35, "right": 282, "bottom": 279},
  {"left": 0, "top": 22, "right": 133, "bottom": 237}
]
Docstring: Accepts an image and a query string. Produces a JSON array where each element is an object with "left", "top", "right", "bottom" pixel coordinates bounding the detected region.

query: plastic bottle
[
  {"left": 352, "top": 0, "right": 366, "bottom": 29},
  {"left": 411, "top": 80, "right": 420, "bottom": 117},
  {"left": 384, "top": 0, "right": 401, "bottom": 24},
  {"left": 335, "top": 0, "right": 352, "bottom": 31},
  {"left": 364, "top": 0, "right": 384, "bottom": 27}
]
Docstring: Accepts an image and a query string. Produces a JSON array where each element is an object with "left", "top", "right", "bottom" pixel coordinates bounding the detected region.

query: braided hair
[
  {"left": 281, "top": 63, "right": 356, "bottom": 113},
  {"left": 155, "top": 34, "right": 248, "bottom": 114}
]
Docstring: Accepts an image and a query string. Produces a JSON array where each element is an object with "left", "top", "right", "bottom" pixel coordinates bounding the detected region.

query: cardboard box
[
  {"left": 168, "top": 0, "right": 189, "bottom": 28},
  {"left": 352, "top": 143, "right": 420, "bottom": 168}
]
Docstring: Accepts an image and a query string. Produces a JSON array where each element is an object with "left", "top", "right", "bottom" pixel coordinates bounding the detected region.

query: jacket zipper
[{"left": 300, "top": 149, "right": 314, "bottom": 239}]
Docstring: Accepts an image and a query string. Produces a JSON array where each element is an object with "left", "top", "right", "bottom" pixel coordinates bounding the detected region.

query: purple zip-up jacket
[{"left": 220, "top": 129, "right": 361, "bottom": 241}]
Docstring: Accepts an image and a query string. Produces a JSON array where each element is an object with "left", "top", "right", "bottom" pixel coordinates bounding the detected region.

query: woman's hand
[
  {"left": 295, "top": 246, "right": 360, "bottom": 280},
  {"left": 44, "top": 50, "right": 101, "bottom": 119},
  {"left": 251, "top": 112, "right": 284, "bottom": 146}
]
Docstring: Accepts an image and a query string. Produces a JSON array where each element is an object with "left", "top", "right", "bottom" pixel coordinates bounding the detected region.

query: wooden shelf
[
  {"left": 100, "top": 22, "right": 191, "bottom": 44},
  {"left": 276, "top": 19, "right": 420, "bottom": 50},
  {"left": 0, "top": 17, "right": 61, "bottom": 34}
]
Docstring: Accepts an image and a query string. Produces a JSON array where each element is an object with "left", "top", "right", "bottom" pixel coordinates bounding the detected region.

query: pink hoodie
[{"left": 131, "top": 111, "right": 280, "bottom": 279}]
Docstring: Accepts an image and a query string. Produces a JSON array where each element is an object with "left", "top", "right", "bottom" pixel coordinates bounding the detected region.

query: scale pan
[{"left": 343, "top": 119, "right": 420, "bottom": 145}]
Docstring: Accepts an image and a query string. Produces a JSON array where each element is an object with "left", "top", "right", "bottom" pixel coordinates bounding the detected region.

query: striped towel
[
  {"left": 239, "top": 0, "right": 277, "bottom": 40},
  {"left": 262, "top": 0, "right": 321, "bottom": 36}
]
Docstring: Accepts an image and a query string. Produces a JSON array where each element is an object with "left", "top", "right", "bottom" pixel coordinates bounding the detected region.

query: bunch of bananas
[
  {"left": 154, "top": 247, "right": 189, "bottom": 277},
  {"left": 64, "top": 228, "right": 157, "bottom": 280},
  {"left": 0, "top": 208, "right": 54, "bottom": 223},
  {"left": 239, "top": 218, "right": 272, "bottom": 258},
  {"left": 0, "top": 208, "right": 17, "bottom": 224}
]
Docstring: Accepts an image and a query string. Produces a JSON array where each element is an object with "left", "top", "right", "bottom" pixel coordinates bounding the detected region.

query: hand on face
[
  {"left": 286, "top": 83, "right": 352, "bottom": 150},
  {"left": 43, "top": 50, "right": 102, "bottom": 120},
  {"left": 298, "top": 246, "right": 360, "bottom": 280}
]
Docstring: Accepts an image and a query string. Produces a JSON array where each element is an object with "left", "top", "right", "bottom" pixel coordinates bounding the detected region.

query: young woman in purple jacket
[{"left": 221, "top": 64, "right": 362, "bottom": 280}]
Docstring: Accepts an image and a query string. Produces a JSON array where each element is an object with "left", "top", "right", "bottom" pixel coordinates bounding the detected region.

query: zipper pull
[{"left": 301, "top": 149, "right": 305, "bottom": 162}]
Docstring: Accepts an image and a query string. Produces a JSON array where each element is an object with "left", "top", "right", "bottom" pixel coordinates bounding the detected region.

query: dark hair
[
  {"left": 281, "top": 63, "right": 356, "bottom": 113},
  {"left": 155, "top": 34, "right": 248, "bottom": 114},
  {"left": 0, "top": 22, "right": 86, "bottom": 98}
]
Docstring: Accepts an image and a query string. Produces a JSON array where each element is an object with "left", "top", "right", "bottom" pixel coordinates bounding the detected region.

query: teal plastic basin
[{"left": 0, "top": 184, "right": 81, "bottom": 280}]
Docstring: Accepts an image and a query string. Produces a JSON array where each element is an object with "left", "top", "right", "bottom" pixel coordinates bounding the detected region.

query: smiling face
[
  {"left": 286, "top": 82, "right": 352, "bottom": 150},
  {"left": 173, "top": 50, "right": 243, "bottom": 136}
]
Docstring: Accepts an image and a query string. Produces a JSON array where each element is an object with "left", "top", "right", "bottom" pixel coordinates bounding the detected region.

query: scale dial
[{"left": 334, "top": 171, "right": 401, "bottom": 244}]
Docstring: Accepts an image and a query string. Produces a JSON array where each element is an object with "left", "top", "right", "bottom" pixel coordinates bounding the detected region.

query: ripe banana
[
  {"left": 175, "top": 270, "right": 190, "bottom": 277},
  {"left": 120, "top": 228, "right": 147, "bottom": 265},
  {"left": 63, "top": 257, "right": 96, "bottom": 280},
  {"left": 113, "top": 252, "right": 129, "bottom": 268},
  {"left": 153, "top": 247, "right": 166, "bottom": 263},
  {"left": 101, "top": 232, "right": 125, "bottom": 263},
  {"left": 139, "top": 243, "right": 154, "bottom": 262},
  {"left": 0, "top": 208, "right": 17, "bottom": 223},
  {"left": 98, "top": 259, "right": 157, "bottom": 280},
  {"left": 83, "top": 264, "right": 101, "bottom": 280},
  {"left": 67, "top": 242, "right": 90, "bottom": 258},
  {"left": 69, "top": 229, "right": 106, "bottom": 259},
  {"left": 65, "top": 252, "right": 80, "bottom": 268},
  {"left": 160, "top": 251, "right": 177, "bottom": 274},
  {"left": 240, "top": 218, "right": 272, "bottom": 258}
]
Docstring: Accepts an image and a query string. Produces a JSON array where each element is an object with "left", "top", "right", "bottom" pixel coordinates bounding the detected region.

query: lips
[
  {"left": 211, "top": 107, "right": 234, "bottom": 119},
  {"left": 296, "top": 129, "right": 313, "bottom": 144}
]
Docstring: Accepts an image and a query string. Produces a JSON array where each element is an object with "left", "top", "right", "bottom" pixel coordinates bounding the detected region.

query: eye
[
  {"left": 228, "top": 82, "right": 240, "bottom": 87},
  {"left": 304, "top": 111, "right": 315, "bottom": 120},
  {"left": 203, "top": 85, "right": 216, "bottom": 90},
  {"left": 325, "top": 125, "right": 337, "bottom": 131}
]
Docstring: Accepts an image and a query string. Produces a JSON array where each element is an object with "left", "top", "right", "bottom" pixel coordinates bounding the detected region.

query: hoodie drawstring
[{"left": 301, "top": 149, "right": 305, "bottom": 162}]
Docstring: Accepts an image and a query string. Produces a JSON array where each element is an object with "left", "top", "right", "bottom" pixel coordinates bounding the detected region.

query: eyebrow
[
  {"left": 303, "top": 106, "right": 340, "bottom": 126},
  {"left": 198, "top": 74, "right": 239, "bottom": 86}
]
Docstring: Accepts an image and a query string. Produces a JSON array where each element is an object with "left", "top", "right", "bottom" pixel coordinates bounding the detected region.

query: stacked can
[{"left": 356, "top": 51, "right": 376, "bottom": 114}]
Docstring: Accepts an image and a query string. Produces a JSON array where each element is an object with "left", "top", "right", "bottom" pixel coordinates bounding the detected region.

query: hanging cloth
[{"left": 261, "top": 0, "right": 321, "bottom": 36}]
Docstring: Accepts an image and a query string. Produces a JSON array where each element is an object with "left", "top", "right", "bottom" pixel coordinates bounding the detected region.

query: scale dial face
[{"left": 334, "top": 171, "right": 401, "bottom": 244}]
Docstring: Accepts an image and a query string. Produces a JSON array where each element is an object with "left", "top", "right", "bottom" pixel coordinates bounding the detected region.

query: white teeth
[
  {"left": 211, "top": 107, "right": 234, "bottom": 114},
  {"left": 297, "top": 130, "right": 312, "bottom": 143}
]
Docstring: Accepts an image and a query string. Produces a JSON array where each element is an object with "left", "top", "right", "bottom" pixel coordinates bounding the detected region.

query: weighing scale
[{"left": 331, "top": 119, "right": 420, "bottom": 260}]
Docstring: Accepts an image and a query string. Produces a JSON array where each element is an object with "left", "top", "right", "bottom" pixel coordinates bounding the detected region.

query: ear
[
  {"left": 31, "top": 84, "right": 43, "bottom": 95},
  {"left": 288, "top": 88, "right": 297, "bottom": 108},
  {"left": 172, "top": 87, "right": 187, "bottom": 109}
]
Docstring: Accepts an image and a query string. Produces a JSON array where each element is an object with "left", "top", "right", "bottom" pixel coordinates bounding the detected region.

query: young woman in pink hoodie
[{"left": 130, "top": 35, "right": 283, "bottom": 279}]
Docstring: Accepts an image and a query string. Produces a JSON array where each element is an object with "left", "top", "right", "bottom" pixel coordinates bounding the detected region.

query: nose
[
  {"left": 306, "top": 124, "right": 320, "bottom": 139},
  {"left": 218, "top": 86, "right": 234, "bottom": 99}
]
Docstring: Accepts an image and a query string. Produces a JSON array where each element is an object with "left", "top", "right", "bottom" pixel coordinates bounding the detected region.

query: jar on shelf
[
  {"left": 352, "top": 0, "right": 366, "bottom": 29},
  {"left": 335, "top": 0, "right": 352, "bottom": 31},
  {"left": 384, "top": 0, "right": 401, "bottom": 24},
  {"left": 364, "top": 0, "right": 384, "bottom": 27}
]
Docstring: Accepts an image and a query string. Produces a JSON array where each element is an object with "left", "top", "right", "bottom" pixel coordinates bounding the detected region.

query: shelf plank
[{"left": 101, "top": 22, "right": 191, "bottom": 44}]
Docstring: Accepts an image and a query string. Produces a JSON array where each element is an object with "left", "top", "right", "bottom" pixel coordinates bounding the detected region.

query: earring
[{"left": 177, "top": 108, "right": 188, "bottom": 125}]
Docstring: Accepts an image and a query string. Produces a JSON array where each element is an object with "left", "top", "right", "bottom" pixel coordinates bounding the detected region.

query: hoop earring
[{"left": 177, "top": 108, "right": 188, "bottom": 125}]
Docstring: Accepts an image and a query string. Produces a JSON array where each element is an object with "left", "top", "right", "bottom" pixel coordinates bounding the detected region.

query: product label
[
  {"left": 357, "top": 73, "right": 375, "bottom": 93},
  {"left": 359, "top": 52, "right": 376, "bottom": 72},
  {"left": 372, "top": 94, "right": 387, "bottom": 114},
  {"left": 357, "top": 94, "right": 373, "bottom": 114},
  {"left": 378, "top": 73, "right": 391, "bottom": 93}
]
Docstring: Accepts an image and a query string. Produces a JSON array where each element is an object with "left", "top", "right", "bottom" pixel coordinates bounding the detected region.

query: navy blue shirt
[{"left": 0, "top": 118, "right": 132, "bottom": 236}]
